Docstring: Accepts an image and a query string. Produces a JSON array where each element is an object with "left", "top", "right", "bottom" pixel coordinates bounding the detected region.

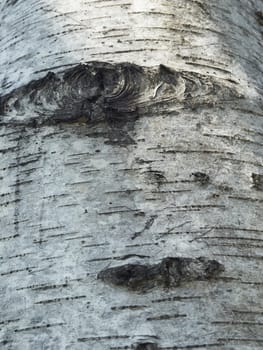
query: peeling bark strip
[
  {"left": 98, "top": 257, "right": 224, "bottom": 292},
  {"left": 0, "top": 62, "right": 241, "bottom": 126}
]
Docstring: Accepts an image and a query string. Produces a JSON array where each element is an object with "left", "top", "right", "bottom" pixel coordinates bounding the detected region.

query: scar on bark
[
  {"left": 0, "top": 62, "right": 242, "bottom": 146},
  {"left": 97, "top": 257, "right": 224, "bottom": 292},
  {"left": 0, "top": 62, "right": 242, "bottom": 126}
]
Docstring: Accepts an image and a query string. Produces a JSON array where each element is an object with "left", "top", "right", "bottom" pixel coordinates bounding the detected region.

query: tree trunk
[{"left": 0, "top": 1, "right": 263, "bottom": 349}]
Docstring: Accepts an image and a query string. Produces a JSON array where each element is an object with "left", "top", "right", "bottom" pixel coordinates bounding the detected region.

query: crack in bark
[{"left": 97, "top": 257, "right": 224, "bottom": 292}]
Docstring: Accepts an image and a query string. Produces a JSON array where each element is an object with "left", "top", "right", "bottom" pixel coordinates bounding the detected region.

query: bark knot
[{"left": 97, "top": 256, "right": 224, "bottom": 292}]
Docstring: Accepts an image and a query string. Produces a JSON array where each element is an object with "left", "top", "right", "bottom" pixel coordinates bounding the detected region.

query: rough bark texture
[{"left": 0, "top": 1, "right": 263, "bottom": 350}]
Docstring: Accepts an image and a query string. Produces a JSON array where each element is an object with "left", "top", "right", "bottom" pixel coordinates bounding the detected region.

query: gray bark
[{"left": 0, "top": 1, "right": 263, "bottom": 349}]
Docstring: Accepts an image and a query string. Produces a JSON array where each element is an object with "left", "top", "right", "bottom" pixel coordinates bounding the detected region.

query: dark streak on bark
[
  {"left": 256, "top": 11, "right": 263, "bottom": 26},
  {"left": 5, "top": 0, "right": 19, "bottom": 7},
  {"left": 191, "top": 172, "right": 210, "bottom": 185},
  {"left": 97, "top": 257, "right": 224, "bottom": 292},
  {"left": 251, "top": 173, "right": 263, "bottom": 190},
  {"left": 134, "top": 343, "right": 159, "bottom": 350}
]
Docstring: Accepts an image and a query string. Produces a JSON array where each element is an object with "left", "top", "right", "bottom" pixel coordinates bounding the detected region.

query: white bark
[{"left": 0, "top": 1, "right": 263, "bottom": 349}]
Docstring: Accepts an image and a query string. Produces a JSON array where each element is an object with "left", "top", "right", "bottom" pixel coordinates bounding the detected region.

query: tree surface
[{"left": 0, "top": 1, "right": 263, "bottom": 349}]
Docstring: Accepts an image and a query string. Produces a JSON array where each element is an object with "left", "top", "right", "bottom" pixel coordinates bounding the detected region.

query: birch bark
[{"left": 0, "top": 1, "right": 263, "bottom": 349}]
